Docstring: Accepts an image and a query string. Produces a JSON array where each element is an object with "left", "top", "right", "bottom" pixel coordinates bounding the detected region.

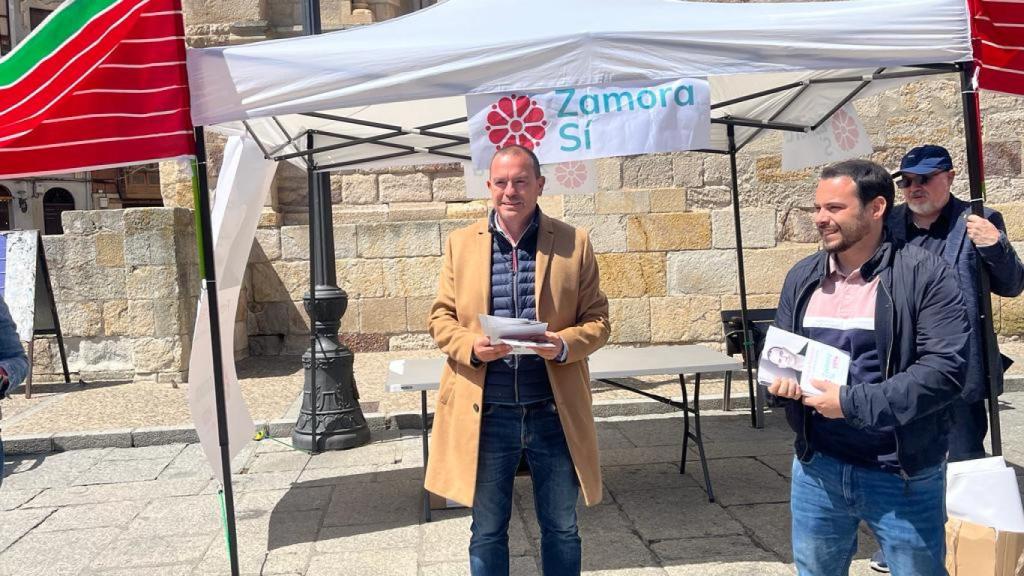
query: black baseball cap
[{"left": 895, "top": 145, "right": 954, "bottom": 176}]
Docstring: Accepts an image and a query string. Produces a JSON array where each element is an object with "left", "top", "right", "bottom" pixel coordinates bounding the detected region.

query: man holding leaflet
[
  {"left": 768, "top": 159, "right": 969, "bottom": 575},
  {"left": 425, "top": 145, "right": 610, "bottom": 576}
]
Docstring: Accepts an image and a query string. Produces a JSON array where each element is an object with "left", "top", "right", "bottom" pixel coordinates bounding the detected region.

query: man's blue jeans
[
  {"left": 470, "top": 399, "right": 581, "bottom": 576},
  {"left": 790, "top": 453, "right": 946, "bottom": 576}
]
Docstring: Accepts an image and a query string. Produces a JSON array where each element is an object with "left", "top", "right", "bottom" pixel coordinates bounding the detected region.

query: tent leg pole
[
  {"left": 960, "top": 62, "right": 1002, "bottom": 457},
  {"left": 306, "top": 132, "right": 319, "bottom": 453},
  {"left": 192, "top": 126, "right": 241, "bottom": 576},
  {"left": 727, "top": 125, "right": 762, "bottom": 429}
]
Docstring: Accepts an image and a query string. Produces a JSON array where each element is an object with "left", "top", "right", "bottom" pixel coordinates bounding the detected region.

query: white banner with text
[{"left": 467, "top": 79, "right": 711, "bottom": 169}]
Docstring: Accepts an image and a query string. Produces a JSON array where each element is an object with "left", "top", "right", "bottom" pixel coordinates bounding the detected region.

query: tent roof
[{"left": 187, "top": 0, "right": 973, "bottom": 169}]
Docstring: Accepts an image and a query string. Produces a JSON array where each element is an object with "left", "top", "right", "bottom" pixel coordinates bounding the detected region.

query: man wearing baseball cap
[{"left": 876, "top": 144, "right": 1024, "bottom": 571}]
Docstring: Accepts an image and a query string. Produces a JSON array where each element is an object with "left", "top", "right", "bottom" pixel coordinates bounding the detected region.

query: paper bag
[{"left": 946, "top": 518, "right": 1024, "bottom": 576}]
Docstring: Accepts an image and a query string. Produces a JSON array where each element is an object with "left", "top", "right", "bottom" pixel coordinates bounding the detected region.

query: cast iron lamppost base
[{"left": 291, "top": 283, "right": 371, "bottom": 452}]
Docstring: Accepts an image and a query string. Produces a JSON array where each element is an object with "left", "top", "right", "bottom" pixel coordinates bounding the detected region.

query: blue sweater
[{"left": 483, "top": 209, "right": 553, "bottom": 404}]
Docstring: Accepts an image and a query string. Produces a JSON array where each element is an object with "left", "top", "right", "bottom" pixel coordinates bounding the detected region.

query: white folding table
[{"left": 386, "top": 345, "right": 743, "bottom": 521}]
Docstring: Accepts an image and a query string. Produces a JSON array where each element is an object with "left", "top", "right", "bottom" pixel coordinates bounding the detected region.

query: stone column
[{"left": 122, "top": 208, "right": 199, "bottom": 383}]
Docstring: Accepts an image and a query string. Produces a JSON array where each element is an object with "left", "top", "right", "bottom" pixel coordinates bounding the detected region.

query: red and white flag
[
  {"left": 0, "top": 0, "right": 194, "bottom": 178},
  {"left": 969, "top": 0, "right": 1024, "bottom": 96}
]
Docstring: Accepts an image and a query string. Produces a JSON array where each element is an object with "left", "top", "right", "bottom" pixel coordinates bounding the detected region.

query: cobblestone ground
[{"left": 5, "top": 394, "right": 1024, "bottom": 576}]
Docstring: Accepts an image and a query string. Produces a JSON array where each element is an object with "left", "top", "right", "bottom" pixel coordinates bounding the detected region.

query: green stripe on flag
[{"left": 0, "top": 0, "right": 123, "bottom": 86}]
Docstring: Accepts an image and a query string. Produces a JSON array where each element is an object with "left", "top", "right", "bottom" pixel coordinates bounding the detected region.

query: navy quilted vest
[{"left": 483, "top": 210, "right": 553, "bottom": 404}]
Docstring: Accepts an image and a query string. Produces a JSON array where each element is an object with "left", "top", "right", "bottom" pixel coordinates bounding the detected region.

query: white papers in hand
[
  {"left": 757, "top": 326, "right": 850, "bottom": 396},
  {"left": 478, "top": 314, "right": 556, "bottom": 355}
]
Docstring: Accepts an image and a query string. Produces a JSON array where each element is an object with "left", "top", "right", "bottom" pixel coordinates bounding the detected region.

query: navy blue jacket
[
  {"left": 775, "top": 239, "right": 970, "bottom": 475},
  {"left": 888, "top": 197, "right": 1024, "bottom": 403},
  {"left": 483, "top": 210, "right": 552, "bottom": 404}
]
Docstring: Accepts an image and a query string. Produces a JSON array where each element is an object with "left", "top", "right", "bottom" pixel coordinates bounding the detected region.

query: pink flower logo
[
  {"left": 485, "top": 94, "right": 547, "bottom": 151},
  {"left": 830, "top": 108, "right": 861, "bottom": 152},
  {"left": 554, "top": 161, "right": 588, "bottom": 189}
]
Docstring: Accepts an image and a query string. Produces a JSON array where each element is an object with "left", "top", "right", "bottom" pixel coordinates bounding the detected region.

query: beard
[
  {"left": 819, "top": 217, "right": 870, "bottom": 254},
  {"left": 906, "top": 197, "right": 940, "bottom": 217}
]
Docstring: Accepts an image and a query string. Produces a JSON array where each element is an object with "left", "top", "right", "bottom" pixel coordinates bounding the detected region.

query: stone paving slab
[
  {"left": 0, "top": 448, "right": 110, "bottom": 490},
  {"left": 306, "top": 549, "right": 419, "bottom": 576},
  {"left": 5, "top": 393, "right": 1024, "bottom": 575},
  {"left": 0, "top": 488, "right": 41, "bottom": 511},
  {"left": 19, "top": 477, "right": 210, "bottom": 508},
  {"left": 35, "top": 500, "right": 145, "bottom": 532},
  {"left": 72, "top": 457, "right": 173, "bottom": 485},
  {"left": 0, "top": 508, "right": 54, "bottom": 553},
  {"left": 127, "top": 494, "right": 225, "bottom": 536},
  {"left": 0, "top": 527, "right": 120, "bottom": 576},
  {"left": 90, "top": 534, "right": 215, "bottom": 571},
  {"left": 615, "top": 486, "right": 747, "bottom": 540},
  {"left": 683, "top": 457, "right": 791, "bottom": 506}
]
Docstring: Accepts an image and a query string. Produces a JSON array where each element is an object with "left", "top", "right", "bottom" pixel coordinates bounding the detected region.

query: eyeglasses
[{"left": 896, "top": 171, "right": 946, "bottom": 189}]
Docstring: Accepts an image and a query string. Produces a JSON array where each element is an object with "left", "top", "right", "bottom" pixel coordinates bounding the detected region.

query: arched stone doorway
[{"left": 42, "top": 187, "right": 75, "bottom": 235}]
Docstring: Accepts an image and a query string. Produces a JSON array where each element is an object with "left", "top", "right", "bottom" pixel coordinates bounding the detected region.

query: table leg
[
  {"left": 679, "top": 374, "right": 689, "bottom": 475},
  {"left": 723, "top": 371, "right": 732, "bottom": 411},
  {"left": 421, "top": 390, "right": 431, "bottom": 523},
  {"left": 691, "top": 373, "right": 715, "bottom": 503},
  {"left": 754, "top": 381, "right": 766, "bottom": 429}
]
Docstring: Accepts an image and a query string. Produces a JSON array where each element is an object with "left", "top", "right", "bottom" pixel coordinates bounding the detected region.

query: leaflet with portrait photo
[{"left": 757, "top": 326, "right": 850, "bottom": 396}]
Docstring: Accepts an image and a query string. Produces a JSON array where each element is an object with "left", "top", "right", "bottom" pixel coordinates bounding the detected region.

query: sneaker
[{"left": 869, "top": 550, "right": 890, "bottom": 573}]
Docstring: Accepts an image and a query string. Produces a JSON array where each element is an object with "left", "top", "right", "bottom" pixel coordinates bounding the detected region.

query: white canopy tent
[
  {"left": 179, "top": 1, "right": 1005, "bottom": 572},
  {"left": 187, "top": 0, "right": 973, "bottom": 170},
  {"left": 183, "top": 0, "right": 998, "bottom": 456}
]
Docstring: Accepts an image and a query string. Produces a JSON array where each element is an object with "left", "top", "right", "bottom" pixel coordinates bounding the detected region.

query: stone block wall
[{"left": 32, "top": 208, "right": 200, "bottom": 383}]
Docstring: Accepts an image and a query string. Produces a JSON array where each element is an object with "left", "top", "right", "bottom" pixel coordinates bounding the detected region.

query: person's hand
[
  {"left": 802, "top": 379, "right": 844, "bottom": 419},
  {"left": 528, "top": 331, "right": 564, "bottom": 361},
  {"left": 966, "top": 214, "right": 1000, "bottom": 248},
  {"left": 472, "top": 336, "right": 512, "bottom": 363},
  {"left": 768, "top": 377, "right": 802, "bottom": 400}
]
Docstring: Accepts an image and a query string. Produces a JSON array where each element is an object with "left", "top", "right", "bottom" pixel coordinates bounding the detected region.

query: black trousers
[{"left": 947, "top": 397, "right": 989, "bottom": 462}]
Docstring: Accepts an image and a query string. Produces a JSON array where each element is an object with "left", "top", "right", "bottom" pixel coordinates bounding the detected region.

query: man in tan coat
[{"left": 425, "top": 145, "right": 610, "bottom": 576}]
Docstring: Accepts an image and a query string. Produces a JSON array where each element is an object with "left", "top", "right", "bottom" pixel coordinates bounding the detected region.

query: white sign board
[
  {"left": 782, "top": 104, "right": 872, "bottom": 171},
  {"left": 1, "top": 231, "right": 39, "bottom": 342},
  {"left": 463, "top": 160, "right": 597, "bottom": 199},
  {"left": 467, "top": 78, "right": 711, "bottom": 169}
]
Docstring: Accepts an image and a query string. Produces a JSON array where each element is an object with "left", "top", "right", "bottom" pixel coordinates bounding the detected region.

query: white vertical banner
[
  {"left": 463, "top": 160, "right": 597, "bottom": 199},
  {"left": 188, "top": 135, "right": 277, "bottom": 485},
  {"left": 466, "top": 79, "right": 711, "bottom": 169},
  {"left": 782, "top": 104, "right": 873, "bottom": 171}
]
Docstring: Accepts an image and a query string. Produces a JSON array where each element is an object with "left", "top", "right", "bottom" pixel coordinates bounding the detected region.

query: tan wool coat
[{"left": 424, "top": 212, "right": 610, "bottom": 507}]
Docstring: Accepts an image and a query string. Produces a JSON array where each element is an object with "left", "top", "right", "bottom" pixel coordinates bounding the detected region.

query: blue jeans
[
  {"left": 791, "top": 453, "right": 946, "bottom": 576},
  {"left": 470, "top": 399, "right": 581, "bottom": 576}
]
